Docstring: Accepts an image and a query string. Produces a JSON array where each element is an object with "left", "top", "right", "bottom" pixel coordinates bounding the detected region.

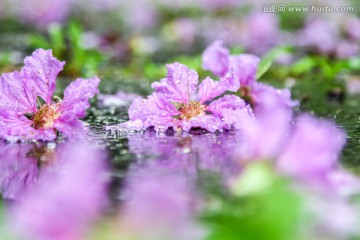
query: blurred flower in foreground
[
  {"left": 277, "top": 114, "right": 346, "bottom": 180},
  {"left": 8, "top": 143, "right": 108, "bottom": 240},
  {"left": 112, "top": 129, "right": 243, "bottom": 240},
  {"left": 118, "top": 164, "right": 204, "bottom": 240},
  {"left": 202, "top": 41, "right": 298, "bottom": 108},
  {"left": 109, "top": 62, "right": 253, "bottom": 133},
  {"left": 0, "top": 49, "right": 100, "bottom": 141}
]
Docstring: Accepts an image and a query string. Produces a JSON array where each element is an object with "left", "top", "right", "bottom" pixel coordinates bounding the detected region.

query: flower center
[
  {"left": 179, "top": 100, "right": 206, "bottom": 120},
  {"left": 32, "top": 104, "right": 61, "bottom": 129}
]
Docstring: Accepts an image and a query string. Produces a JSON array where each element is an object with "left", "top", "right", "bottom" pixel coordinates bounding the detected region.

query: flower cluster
[
  {"left": 0, "top": 49, "right": 100, "bottom": 141},
  {"left": 112, "top": 62, "right": 254, "bottom": 133}
]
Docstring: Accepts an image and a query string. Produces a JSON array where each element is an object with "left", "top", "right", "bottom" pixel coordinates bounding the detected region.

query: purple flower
[
  {"left": 8, "top": 143, "right": 108, "bottom": 240},
  {"left": 241, "top": 12, "right": 281, "bottom": 55},
  {"left": 202, "top": 40, "right": 260, "bottom": 86},
  {"left": 345, "top": 17, "right": 360, "bottom": 41},
  {"left": 202, "top": 41, "right": 298, "bottom": 109},
  {"left": 277, "top": 114, "right": 346, "bottom": 179},
  {"left": 335, "top": 41, "right": 359, "bottom": 59},
  {"left": 19, "top": 0, "right": 73, "bottom": 27},
  {"left": 296, "top": 18, "right": 338, "bottom": 54},
  {"left": 0, "top": 49, "right": 100, "bottom": 141},
  {"left": 237, "top": 89, "right": 292, "bottom": 160},
  {"left": 112, "top": 62, "right": 253, "bottom": 133}
]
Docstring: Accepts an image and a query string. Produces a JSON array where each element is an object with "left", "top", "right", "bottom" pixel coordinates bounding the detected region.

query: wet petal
[
  {"left": 61, "top": 77, "right": 100, "bottom": 118},
  {"left": 129, "top": 93, "right": 178, "bottom": 122},
  {"left": 151, "top": 62, "right": 198, "bottom": 104},
  {"left": 22, "top": 49, "right": 65, "bottom": 104},
  {"left": 198, "top": 77, "right": 227, "bottom": 103},
  {"left": 201, "top": 40, "right": 230, "bottom": 77},
  {"left": 186, "top": 115, "right": 224, "bottom": 133},
  {"left": 229, "top": 54, "right": 260, "bottom": 86},
  {"left": 112, "top": 93, "right": 178, "bottom": 132},
  {"left": 198, "top": 73, "right": 239, "bottom": 103},
  {"left": 0, "top": 71, "right": 37, "bottom": 114},
  {"left": 207, "top": 95, "right": 254, "bottom": 129},
  {"left": 0, "top": 111, "right": 34, "bottom": 141},
  {"left": 53, "top": 113, "right": 86, "bottom": 140}
]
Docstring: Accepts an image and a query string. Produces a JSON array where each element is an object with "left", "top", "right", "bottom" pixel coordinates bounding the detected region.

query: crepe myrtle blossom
[
  {"left": 202, "top": 40, "right": 298, "bottom": 108},
  {"left": 110, "top": 62, "right": 254, "bottom": 133},
  {"left": 0, "top": 49, "right": 100, "bottom": 141}
]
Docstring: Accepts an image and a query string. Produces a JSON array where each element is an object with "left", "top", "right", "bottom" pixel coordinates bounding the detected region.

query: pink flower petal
[
  {"left": 207, "top": 95, "right": 254, "bottom": 129},
  {"left": 61, "top": 77, "right": 100, "bottom": 118},
  {"left": 201, "top": 40, "right": 230, "bottom": 77},
  {"left": 0, "top": 71, "right": 37, "bottom": 114},
  {"left": 22, "top": 49, "right": 65, "bottom": 104},
  {"left": 151, "top": 62, "right": 198, "bottom": 104}
]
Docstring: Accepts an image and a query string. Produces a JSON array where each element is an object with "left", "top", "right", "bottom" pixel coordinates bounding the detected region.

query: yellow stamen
[
  {"left": 178, "top": 100, "right": 206, "bottom": 120},
  {"left": 32, "top": 104, "right": 61, "bottom": 129}
]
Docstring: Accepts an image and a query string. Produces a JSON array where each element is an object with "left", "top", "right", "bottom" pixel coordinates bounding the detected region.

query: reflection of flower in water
[
  {"left": 0, "top": 143, "right": 39, "bottom": 201},
  {"left": 116, "top": 130, "right": 243, "bottom": 239},
  {"left": 1, "top": 142, "right": 108, "bottom": 240}
]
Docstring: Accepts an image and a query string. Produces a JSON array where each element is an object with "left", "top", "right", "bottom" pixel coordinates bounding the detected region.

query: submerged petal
[
  {"left": 151, "top": 62, "right": 198, "bottom": 104},
  {"left": 61, "top": 77, "right": 100, "bottom": 118},
  {"left": 53, "top": 113, "right": 86, "bottom": 140},
  {"left": 22, "top": 49, "right": 65, "bottom": 104}
]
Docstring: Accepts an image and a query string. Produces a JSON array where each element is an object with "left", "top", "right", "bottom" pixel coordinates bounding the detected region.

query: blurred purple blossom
[
  {"left": 277, "top": 114, "right": 346, "bottom": 179},
  {"left": 346, "top": 77, "right": 360, "bottom": 95},
  {"left": 297, "top": 18, "right": 339, "bottom": 54},
  {"left": 110, "top": 62, "right": 253, "bottom": 133},
  {"left": 8, "top": 0, "right": 73, "bottom": 27},
  {"left": 237, "top": 89, "right": 292, "bottom": 160},
  {"left": 335, "top": 41, "right": 359, "bottom": 59},
  {"left": 97, "top": 91, "right": 140, "bottom": 108},
  {"left": 0, "top": 49, "right": 100, "bottom": 141},
  {"left": 8, "top": 143, "right": 108, "bottom": 240},
  {"left": 119, "top": 164, "right": 204, "bottom": 240},
  {"left": 345, "top": 17, "right": 360, "bottom": 41},
  {"left": 241, "top": 12, "right": 281, "bottom": 55},
  {"left": 115, "top": 129, "right": 244, "bottom": 239}
]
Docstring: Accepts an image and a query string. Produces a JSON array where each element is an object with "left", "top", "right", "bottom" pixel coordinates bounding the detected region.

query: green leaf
[
  {"left": 256, "top": 47, "right": 292, "bottom": 80},
  {"left": 48, "top": 24, "right": 65, "bottom": 57},
  {"left": 291, "top": 57, "right": 317, "bottom": 75},
  {"left": 28, "top": 34, "right": 50, "bottom": 49}
]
